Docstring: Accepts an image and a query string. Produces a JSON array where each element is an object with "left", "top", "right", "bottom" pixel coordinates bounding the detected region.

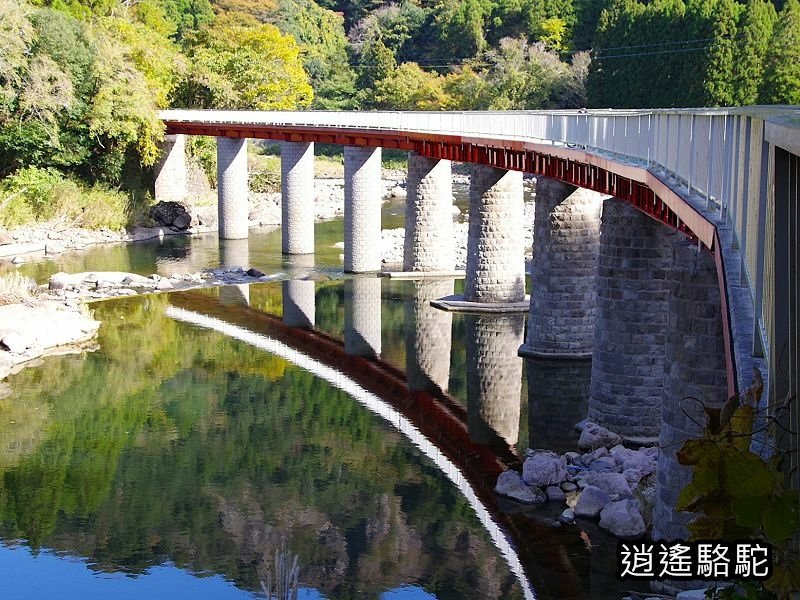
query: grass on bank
[
  {"left": 0, "top": 272, "right": 38, "bottom": 306},
  {"left": 0, "top": 167, "right": 141, "bottom": 231}
]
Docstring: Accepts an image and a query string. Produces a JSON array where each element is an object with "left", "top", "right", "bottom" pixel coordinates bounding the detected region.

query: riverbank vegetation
[{"left": 0, "top": 0, "right": 798, "bottom": 231}]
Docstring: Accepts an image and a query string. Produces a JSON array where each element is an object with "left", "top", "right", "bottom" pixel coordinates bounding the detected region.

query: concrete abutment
[{"left": 154, "top": 134, "right": 187, "bottom": 204}]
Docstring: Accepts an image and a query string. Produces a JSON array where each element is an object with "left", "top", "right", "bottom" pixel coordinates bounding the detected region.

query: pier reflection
[
  {"left": 344, "top": 277, "right": 382, "bottom": 358},
  {"left": 282, "top": 279, "right": 316, "bottom": 329},
  {"left": 405, "top": 280, "right": 454, "bottom": 393},
  {"left": 525, "top": 358, "right": 591, "bottom": 453},
  {"left": 219, "top": 238, "right": 250, "bottom": 306},
  {"left": 466, "top": 314, "right": 525, "bottom": 448}
]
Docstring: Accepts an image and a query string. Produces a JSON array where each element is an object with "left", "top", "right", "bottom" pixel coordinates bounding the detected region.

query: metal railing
[{"left": 160, "top": 106, "right": 800, "bottom": 398}]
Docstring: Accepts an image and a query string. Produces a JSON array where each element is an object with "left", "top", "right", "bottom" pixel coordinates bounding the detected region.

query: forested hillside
[{"left": 0, "top": 0, "right": 797, "bottom": 230}]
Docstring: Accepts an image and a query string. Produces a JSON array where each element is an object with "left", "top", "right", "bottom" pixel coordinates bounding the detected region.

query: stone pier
[
  {"left": 526, "top": 357, "right": 592, "bottom": 453},
  {"left": 653, "top": 243, "right": 728, "bottom": 541},
  {"left": 520, "top": 177, "right": 604, "bottom": 359},
  {"left": 403, "top": 153, "right": 454, "bottom": 272},
  {"left": 154, "top": 134, "right": 187, "bottom": 203},
  {"left": 218, "top": 238, "right": 250, "bottom": 306},
  {"left": 280, "top": 141, "right": 315, "bottom": 255},
  {"left": 344, "top": 146, "right": 382, "bottom": 273},
  {"left": 464, "top": 166, "right": 526, "bottom": 304},
  {"left": 217, "top": 137, "right": 249, "bottom": 240},
  {"left": 588, "top": 198, "right": 676, "bottom": 444},
  {"left": 466, "top": 314, "right": 525, "bottom": 447},
  {"left": 282, "top": 279, "right": 316, "bottom": 329},
  {"left": 344, "top": 277, "right": 382, "bottom": 358},
  {"left": 405, "top": 279, "right": 454, "bottom": 392}
]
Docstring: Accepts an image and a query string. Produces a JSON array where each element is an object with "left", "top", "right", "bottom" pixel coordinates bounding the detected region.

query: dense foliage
[{"left": 0, "top": 0, "right": 797, "bottom": 229}]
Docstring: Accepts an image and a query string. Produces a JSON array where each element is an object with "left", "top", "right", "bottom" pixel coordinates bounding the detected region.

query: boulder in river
[
  {"left": 599, "top": 500, "right": 646, "bottom": 539},
  {"left": 573, "top": 485, "right": 610, "bottom": 519},
  {"left": 495, "top": 470, "right": 545, "bottom": 504},
  {"left": 577, "top": 422, "right": 623, "bottom": 450},
  {"left": 522, "top": 451, "right": 569, "bottom": 487},
  {"left": 150, "top": 201, "right": 192, "bottom": 230}
]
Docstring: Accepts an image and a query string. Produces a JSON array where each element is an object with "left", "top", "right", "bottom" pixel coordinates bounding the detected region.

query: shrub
[{"left": 0, "top": 166, "right": 130, "bottom": 230}]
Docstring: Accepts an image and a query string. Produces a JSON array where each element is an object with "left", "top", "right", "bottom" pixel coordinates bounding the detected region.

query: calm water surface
[{"left": 0, "top": 196, "right": 646, "bottom": 599}]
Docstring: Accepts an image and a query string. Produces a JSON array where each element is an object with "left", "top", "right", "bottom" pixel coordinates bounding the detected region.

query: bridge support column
[
  {"left": 281, "top": 141, "right": 315, "bottom": 255},
  {"left": 464, "top": 165, "right": 525, "bottom": 303},
  {"left": 653, "top": 243, "right": 727, "bottom": 541},
  {"left": 520, "top": 177, "right": 604, "bottom": 359},
  {"left": 154, "top": 134, "right": 187, "bottom": 203},
  {"left": 344, "top": 146, "right": 382, "bottom": 273},
  {"left": 403, "top": 153, "right": 454, "bottom": 272},
  {"left": 282, "top": 279, "right": 315, "bottom": 329},
  {"left": 344, "top": 277, "right": 382, "bottom": 358},
  {"left": 588, "top": 198, "right": 676, "bottom": 444},
  {"left": 405, "top": 280, "right": 454, "bottom": 392},
  {"left": 217, "top": 137, "right": 249, "bottom": 240},
  {"left": 467, "top": 314, "right": 525, "bottom": 447}
]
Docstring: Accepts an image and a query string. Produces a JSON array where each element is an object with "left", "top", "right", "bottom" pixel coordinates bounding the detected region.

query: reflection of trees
[{"left": 0, "top": 290, "right": 523, "bottom": 600}]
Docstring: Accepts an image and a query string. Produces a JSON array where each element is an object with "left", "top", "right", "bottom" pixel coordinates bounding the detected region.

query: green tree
[
  {"left": 157, "top": 0, "right": 215, "bottom": 39},
  {"left": 433, "top": 0, "right": 493, "bottom": 58},
  {"left": 177, "top": 17, "right": 313, "bottom": 109},
  {"left": 273, "top": 0, "right": 357, "bottom": 109},
  {"left": 703, "top": 0, "right": 739, "bottom": 106},
  {"left": 733, "top": 0, "right": 777, "bottom": 105},
  {"left": 374, "top": 62, "right": 453, "bottom": 109},
  {"left": 761, "top": 0, "right": 800, "bottom": 104}
]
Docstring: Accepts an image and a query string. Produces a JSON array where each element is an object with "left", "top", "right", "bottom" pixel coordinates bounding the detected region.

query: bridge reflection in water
[{"left": 165, "top": 281, "right": 623, "bottom": 600}]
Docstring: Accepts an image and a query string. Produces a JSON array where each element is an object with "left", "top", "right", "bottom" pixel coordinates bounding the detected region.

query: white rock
[
  {"left": 156, "top": 279, "right": 174, "bottom": 291},
  {"left": 1, "top": 331, "right": 30, "bottom": 353},
  {"left": 45, "top": 242, "right": 64, "bottom": 255},
  {"left": 495, "top": 471, "right": 545, "bottom": 504},
  {"left": 522, "top": 452, "right": 569, "bottom": 487},
  {"left": 599, "top": 500, "right": 646, "bottom": 539}
]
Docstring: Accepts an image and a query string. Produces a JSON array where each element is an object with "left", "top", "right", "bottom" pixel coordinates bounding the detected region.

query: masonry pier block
[
  {"left": 404, "top": 153, "right": 454, "bottom": 272},
  {"left": 653, "top": 242, "right": 728, "bottom": 541},
  {"left": 281, "top": 141, "right": 315, "bottom": 255},
  {"left": 464, "top": 165, "right": 526, "bottom": 303},
  {"left": 587, "top": 198, "right": 677, "bottom": 444},
  {"left": 344, "top": 146, "right": 382, "bottom": 273},
  {"left": 216, "top": 137, "right": 249, "bottom": 240},
  {"left": 154, "top": 134, "right": 187, "bottom": 203},
  {"left": 520, "top": 177, "right": 605, "bottom": 359}
]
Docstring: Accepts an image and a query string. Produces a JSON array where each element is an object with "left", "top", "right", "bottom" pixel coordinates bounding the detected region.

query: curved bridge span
[{"left": 158, "top": 107, "right": 800, "bottom": 482}]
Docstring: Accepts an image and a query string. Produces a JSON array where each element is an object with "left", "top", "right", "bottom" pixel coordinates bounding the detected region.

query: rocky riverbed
[
  {"left": 0, "top": 299, "right": 100, "bottom": 383},
  {"left": 495, "top": 421, "right": 658, "bottom": 540}
]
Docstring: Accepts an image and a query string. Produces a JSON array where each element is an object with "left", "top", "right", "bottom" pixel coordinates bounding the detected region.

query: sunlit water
[{"left": 0, "top": 188, "right": 650, "bottom": 599}]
